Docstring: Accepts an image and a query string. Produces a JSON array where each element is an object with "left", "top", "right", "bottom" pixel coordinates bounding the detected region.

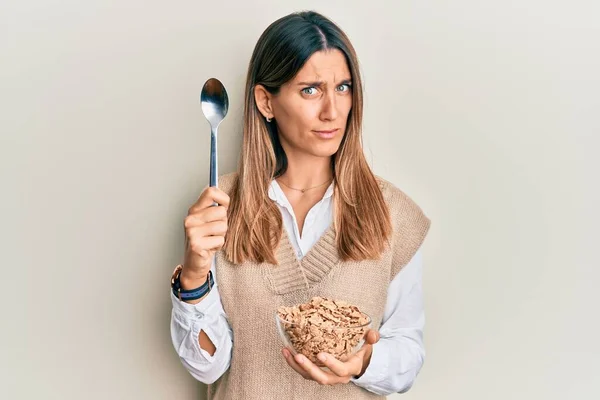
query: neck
[{"left": 278, "top": 154, "right": 333, "bottom": 189}]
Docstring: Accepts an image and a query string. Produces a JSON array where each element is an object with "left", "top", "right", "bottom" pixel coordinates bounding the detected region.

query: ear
[{"left": 254, "top": 84, "right": 274, "bottom": 120}]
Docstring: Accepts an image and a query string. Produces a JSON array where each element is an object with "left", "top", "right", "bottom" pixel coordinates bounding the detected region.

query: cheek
[
  {"left": 339, "top": 97, "right": 353, "bottom": 119},
  {"left": 297, "top": 102, "right": 321, "bottom": 125},
  {"left": 276, "top": 99, "right": 317, "bottom": 129},
  {"left": 282, "top": 103, "right": 320, "bottom": 135}
]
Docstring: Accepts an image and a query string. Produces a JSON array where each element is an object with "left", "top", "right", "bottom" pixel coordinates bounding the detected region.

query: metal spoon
[{"left": 200, "top": 78, "right": 229, "bottom": 190}]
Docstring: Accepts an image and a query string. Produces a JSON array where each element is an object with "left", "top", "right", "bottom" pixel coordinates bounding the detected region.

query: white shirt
[{"left": 170, "top": 181, "right": 425, "bottom": 395}]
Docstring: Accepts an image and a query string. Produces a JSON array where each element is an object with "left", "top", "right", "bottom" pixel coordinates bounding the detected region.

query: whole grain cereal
[{"left": 277, "top": 296, "right": 371, "bottom": 364}]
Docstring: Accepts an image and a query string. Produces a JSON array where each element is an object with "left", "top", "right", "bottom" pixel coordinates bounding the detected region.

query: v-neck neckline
[
  {"left": 264, "top": 217, "right": 340, "bottom": 295},
  {"left": 280, "top": 219, "right": 336, "bottom": 265}
]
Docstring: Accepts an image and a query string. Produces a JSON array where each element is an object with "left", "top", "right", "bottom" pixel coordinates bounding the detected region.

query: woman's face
[{"left": 257, "top": 49, "right": 353, "bottom": 159}]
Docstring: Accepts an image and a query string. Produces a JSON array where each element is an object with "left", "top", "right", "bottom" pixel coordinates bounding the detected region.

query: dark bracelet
[{"left": 171, "top": 265, "right": 214, "bottom": 301}]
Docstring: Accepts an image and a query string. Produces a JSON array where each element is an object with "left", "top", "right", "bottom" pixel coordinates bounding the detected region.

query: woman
[{"left": 170, "top": 10, "right": 431, "bottom": 400}]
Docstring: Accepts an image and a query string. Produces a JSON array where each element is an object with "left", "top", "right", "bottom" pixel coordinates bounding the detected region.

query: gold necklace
[{"left": 278, "top": 178, "right": 333, "bottom": 193}]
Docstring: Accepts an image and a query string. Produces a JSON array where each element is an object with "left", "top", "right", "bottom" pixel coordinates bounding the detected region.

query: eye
[
  {"left": 336, "top": 84, "right": 351, "bottom": 92},
  {"left": 301, "top": 87, "right": 317, "bottom": 96}
]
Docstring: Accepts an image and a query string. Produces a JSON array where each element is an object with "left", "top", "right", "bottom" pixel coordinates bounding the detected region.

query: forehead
[{"left": 293, "top": 49, "right": 351, "bottom": 82}]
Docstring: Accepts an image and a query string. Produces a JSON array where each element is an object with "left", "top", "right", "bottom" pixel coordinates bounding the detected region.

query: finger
[
  {"left": 315, "top": 352, "right": 360, "bottom": 379},
  {"left": 364, "top": 329, "right": 380, "bottom": 345},
  {"left": 192, "top": 187, "right": 230, "bottom": 211},
  {"left": 293, "top": 353, "right": 342, "bottom": 385},
  {"left": 187, "top": 220, "right": 228, "bottom": 239},
  {"left": 184, "top": 206, "right": 227, "bottom": 228},
  {"left": 188, "top": 235, "right": 225, "bottom": 255},
  {"left": 282, "top": 348, "right": 311, "bottom": 380}
]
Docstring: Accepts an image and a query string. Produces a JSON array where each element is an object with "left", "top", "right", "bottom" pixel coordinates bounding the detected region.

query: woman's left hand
[{"left": 282, "top": 329, "right": 380, "bottom": 385}]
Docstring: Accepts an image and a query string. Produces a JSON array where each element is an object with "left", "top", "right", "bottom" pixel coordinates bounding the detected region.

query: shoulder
[
  {"left": 375, "top": 175, "right": 428, "bottom": 220},
  {"left": 218, "top": 171, "right": 239, "bottom": 195},
  {"left": 375, "top": 174, "right": 431, "bottom": 250}
]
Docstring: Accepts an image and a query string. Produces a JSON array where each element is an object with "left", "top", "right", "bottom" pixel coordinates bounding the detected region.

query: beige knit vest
[{"left": 207, "top": 172, "right": 430, "bottom": 400}]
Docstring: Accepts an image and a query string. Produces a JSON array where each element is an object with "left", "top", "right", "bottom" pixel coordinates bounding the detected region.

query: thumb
[{"left": 365, "top": 329, "right": 380, "bottom": 345}]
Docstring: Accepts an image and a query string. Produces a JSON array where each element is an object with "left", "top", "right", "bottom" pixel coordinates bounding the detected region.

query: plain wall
[{"left": 2, "top": 1, "right": 598, "bottom": 399}]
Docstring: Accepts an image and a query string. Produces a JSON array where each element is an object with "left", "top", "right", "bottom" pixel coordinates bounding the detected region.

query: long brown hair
[{"left": 224, "top": 11, "right": 392, "bottom": 265}]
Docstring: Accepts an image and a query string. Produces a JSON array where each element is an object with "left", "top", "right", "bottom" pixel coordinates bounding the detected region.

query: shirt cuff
[
  {"left": 170, "top": 286, "right": 225, "bottom": 364},
  {"left": 170, "top": 284, "right": 221, "bottom": 315},
  {"left": 350, "top": 342, "right": 388, "bottom": 387}
]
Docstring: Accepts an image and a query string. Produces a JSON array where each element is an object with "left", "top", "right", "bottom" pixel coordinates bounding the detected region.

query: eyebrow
[{"left": 296, "top": 79, "right": 352, "bottom": 87}]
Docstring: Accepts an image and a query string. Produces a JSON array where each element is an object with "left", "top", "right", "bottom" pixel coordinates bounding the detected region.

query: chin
[
  {"left": 310, "top": 143, "right": 341, "bottom": 158},
  {"left": 288, "top": 136, "right": 343, "bottom": 158}
]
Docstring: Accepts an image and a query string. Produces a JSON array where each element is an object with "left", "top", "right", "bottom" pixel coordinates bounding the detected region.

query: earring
[{"left": 266, "top": 116, "right": 272, "bottom": 122}]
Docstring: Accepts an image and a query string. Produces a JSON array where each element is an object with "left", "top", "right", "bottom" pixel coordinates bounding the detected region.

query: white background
[{"left": 2, "top": 1, "right": 598, "bottom": 399}]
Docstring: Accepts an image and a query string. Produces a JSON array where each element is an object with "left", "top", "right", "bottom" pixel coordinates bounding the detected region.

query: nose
[{"left": 319, "top": 91, "right": 338, "bottom": 121}]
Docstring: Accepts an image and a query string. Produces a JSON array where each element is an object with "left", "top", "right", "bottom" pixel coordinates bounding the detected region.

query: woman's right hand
[{"left": 181, "top": 186, "right": 230, "bottom": 287}]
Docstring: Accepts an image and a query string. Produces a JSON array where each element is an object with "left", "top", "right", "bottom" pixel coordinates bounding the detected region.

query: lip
[{"left": 312, "top": 128, "right": 339, "bottom": 139}]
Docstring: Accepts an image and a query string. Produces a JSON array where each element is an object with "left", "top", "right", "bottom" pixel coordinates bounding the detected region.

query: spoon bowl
[{"left": 200, "top": 78, "right": 229, "bottom": 188}]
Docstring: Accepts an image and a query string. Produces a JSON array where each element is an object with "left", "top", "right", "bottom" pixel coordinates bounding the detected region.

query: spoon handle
[
  {"left": 209, "top": 129, "right": 218, "bottom": 186},
  {"left": 210, "top": 128, "right": 218, "bottom": 206}
]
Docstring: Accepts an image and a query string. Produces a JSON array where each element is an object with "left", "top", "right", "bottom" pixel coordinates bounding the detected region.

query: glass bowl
[{"left": 275, "top": 311, "right": 372, "bottom": 367}]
